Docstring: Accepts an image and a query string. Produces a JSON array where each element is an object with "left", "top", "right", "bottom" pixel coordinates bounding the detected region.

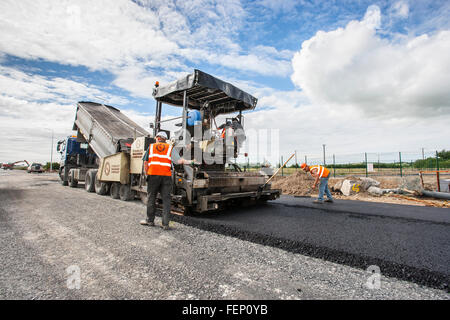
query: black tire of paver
[
  {"left": 95, "top": 178, "right": 109, "bottom": 195},
  {"left": 85, "top": 170, "right": 96, "bottom": 193},
  {"left": 119, "top": 184, "right": 135, "bottom": 201},
  {"left": 110, "top": 182, "right": 121, "bottom": 199},
  {"left": 68, "top": 170, "right": 78, "bottom": 188}
]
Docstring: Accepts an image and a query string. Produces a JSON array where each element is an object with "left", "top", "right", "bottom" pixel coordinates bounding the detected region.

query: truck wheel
[
  {"left": 85, "top": 170, "right": 96, "bottom": 193},
  {"left": 110, "top": 183, "right": 120, "bottom": 199},
  {"left": 95, "top": 178, "right": 109, "bottom": 195},
  {"left": 119, "top": 184, "right": 135, "bottom": 201},
  {"left": 68, "top": 170, "right": 78, "bottom": 188},
  {"left": 60, "top": 168, "right": 68, "bottom": 186}
]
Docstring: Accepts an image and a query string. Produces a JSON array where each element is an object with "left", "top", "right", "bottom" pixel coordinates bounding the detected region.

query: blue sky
[{"left": 0, "top": 0, "right": 449, "bottom": 164}]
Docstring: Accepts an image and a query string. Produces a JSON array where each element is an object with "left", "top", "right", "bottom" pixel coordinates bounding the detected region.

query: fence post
[
  {"left": 436, "top": 150, "right": 439, "bottom": 170},
  {"left": 399, "top": 152, "right": 402, "bottom": 177},
  {"left": 281, "top": 156, "right": 284, "bottom": 177},
  {"left": 365, "top": 152, "right": 368, "bottom": 177},
  {"left": 333, "top": 154, "right": 336, "bottom": 178},
  {"left": 436, "top": 151, "right": 440, "bottom": 192}
]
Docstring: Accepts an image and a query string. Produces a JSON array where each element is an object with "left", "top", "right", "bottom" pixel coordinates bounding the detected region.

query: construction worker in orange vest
[
  {"left": 140, "top": 131, "right": 193, "bottom": 230},
  {"left": 300, "top": 163, "right": 334, "bottom": 204}
]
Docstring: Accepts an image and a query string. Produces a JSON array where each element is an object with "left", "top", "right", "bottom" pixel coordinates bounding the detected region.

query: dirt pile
[{"left": 271, "top": 171, "right": 315, "bottom": 196}]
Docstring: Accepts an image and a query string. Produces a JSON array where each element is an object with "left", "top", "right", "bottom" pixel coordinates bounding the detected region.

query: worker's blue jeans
[{"left": 318, "top": 177, "right": 333, "bottom": 201}]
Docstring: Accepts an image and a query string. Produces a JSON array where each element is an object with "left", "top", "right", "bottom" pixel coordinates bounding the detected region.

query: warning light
[
  {"left": 244, "top": 153, "right": 248, "bottom": 157},
  {"left": 155, "top": 81, "right": 160, "bottom": 87}
]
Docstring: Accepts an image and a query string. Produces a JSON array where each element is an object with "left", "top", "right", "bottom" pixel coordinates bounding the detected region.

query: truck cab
[{"left": 57, "top": 136, "right": 97, "bottom": 186}]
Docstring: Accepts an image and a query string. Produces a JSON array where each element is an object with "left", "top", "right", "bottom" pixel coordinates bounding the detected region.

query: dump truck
[
  {"left": 59, "top": 70, "right": 280, "bottom": 213},
  {"left": 58, "top": 102, "right": 149, "bottom": 197}
]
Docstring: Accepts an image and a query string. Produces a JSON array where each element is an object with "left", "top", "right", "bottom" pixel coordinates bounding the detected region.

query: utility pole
[
  {"left": 45, "top": 128, "right": 54, "bottom": 172},
  {"left": 295, "top": 150, "right": 297, "bottom": 170},
  {"left": 322, "top": 144, "right": 326, "bottom": 166},
  {"left": 50, "top": 130, "right": 54, "bottom": 172},
  {"left": 422, "top": 148, "right": 425, "bottom": 160}
]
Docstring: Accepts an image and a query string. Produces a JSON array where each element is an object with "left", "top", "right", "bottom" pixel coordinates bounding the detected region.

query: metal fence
[{"left": 240, "top": 149, "right": 450, "bottom": 178}]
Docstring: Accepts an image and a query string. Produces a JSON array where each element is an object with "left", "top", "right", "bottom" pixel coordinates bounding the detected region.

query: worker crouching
[
  {"left": 140, "top": 131, "right": 192, "bottom": 230},
  {"left": 301, "top": 163, "right": 334, "bottom": 204}
]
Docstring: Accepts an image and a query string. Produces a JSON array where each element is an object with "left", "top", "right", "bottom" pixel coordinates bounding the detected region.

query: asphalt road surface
[
  {"left": 174, "top": 195, "right": 450, "bottom": 290},
  {"left": 0, "top": 170, "right": 448, "bottom": 299}
]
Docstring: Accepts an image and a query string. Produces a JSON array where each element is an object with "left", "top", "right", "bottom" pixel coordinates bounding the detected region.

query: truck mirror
[{"left": 149, "top": 123, "right": 154, "bottom": 129}]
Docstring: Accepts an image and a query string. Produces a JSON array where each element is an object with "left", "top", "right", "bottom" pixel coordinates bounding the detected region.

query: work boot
[
  {"left": 313, "top": 200, "right": 324, "bottom": 204},
  {"left": 325, "top": 199, "right": 334, "bottom": 203},
  {"left": 140, "top": 219, "right": 155, "bottom": 226}
]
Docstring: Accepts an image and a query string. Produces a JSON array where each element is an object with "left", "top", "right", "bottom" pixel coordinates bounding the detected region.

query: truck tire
[
  {"left": 60, "top": 168, "right": 68, "bottom": 186},
  {"left": 85, "top": 170, "right": 96, "bottom": 193},
  {"left": 68, "top": 169, "right": 78, "bottom": 188},
  {"left": 110, "top": 182, "right": 120, "bottom": 199},
  {"left": 119, "top": 184, "right": 135, "bottom": 201},
  {"left": 95, "top": 179, "right": 109, "bottom": 195}
]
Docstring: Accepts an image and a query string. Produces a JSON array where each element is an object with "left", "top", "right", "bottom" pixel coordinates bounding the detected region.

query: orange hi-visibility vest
[
  {"left": 146, "top": 142, "right": 173, "bottom": 176},
  {"left": 309, "top": 165, "right": 330, "bottom": 178}
]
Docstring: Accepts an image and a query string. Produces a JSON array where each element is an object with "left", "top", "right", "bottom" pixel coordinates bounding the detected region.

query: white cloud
[
  {"left": 0, "top": 0, "right": 290, "bottom": 83},
  {"left": 239, "top": 87, "right": 450, "bottom": 165},
  {"left": 291, "top": 5, "right": 450, "bottom": 119},
  {"left": 0, "top": 65, "right": 132, "bottom": 163},
  {"left": 0, "top": 95, "right": 154, "bottom": 164},
  {"left": 0, "top": 66, "right": 129, "bottom": 105},
  {"left": 391, "top": 1, "right": 409, "bottom": 19},
  {"left": 362, "top": 5, "right": 381, "bottom": 29},
  {"left": 0, "top": 95, "right": 75, "bottom": 163}
]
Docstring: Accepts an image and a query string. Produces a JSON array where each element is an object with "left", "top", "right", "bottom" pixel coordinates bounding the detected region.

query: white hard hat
[{"left": 156, "top": 131, "right": 168, "bottom": 139}]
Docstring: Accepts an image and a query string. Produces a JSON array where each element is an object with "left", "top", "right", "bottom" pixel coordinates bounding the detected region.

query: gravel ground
[{"left": 0, "top": 170, "right": 448, "bottom": 299}]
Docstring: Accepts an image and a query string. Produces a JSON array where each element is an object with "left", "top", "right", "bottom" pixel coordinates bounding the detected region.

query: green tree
[
  {"left": 437, "top": 149, "right": 450, "bottom": 160},
  {"left": 43, "top": 162, "right": 60, "bottom": 171}
]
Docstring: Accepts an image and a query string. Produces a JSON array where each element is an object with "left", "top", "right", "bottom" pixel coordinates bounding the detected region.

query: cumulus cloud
[
  {"left": 0, "top": 66, "right": 129, "bottom": 105},
  {"left": 0, "top": 0, "right": 290, "bottom": 82},
  {"left": 0, "top": 96, "right": 75, "bottom": 163},
  {"left": 0, "top": 66, "right": 131, "bottom": 163},
  {"left": 0, "top": 0, "right": 177, "bottom": 71},
  {"left": 291, "top": 5, "right": 450, "bottom": 119}
]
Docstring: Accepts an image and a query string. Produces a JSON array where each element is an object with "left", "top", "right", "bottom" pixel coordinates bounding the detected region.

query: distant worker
[
  {"left": 300, "top": 163, "right": 334, "bottom": 204},
  {"left": 140, "top": 131, "right": 193, "bottom": 230}
]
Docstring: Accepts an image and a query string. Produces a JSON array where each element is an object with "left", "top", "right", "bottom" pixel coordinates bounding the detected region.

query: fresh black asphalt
[{"left": 172, "top": 195, "right": 450, "bottom": 291}]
